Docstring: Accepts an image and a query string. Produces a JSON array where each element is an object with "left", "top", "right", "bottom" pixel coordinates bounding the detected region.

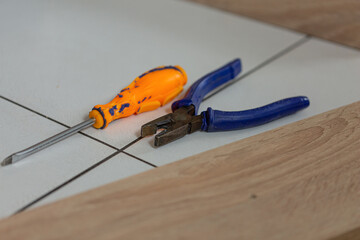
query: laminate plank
[
  {"left": 188, "top": 0, "right": 360, "bottom": 49},
  {"left": 0, "top": 101, "right": 360, "bottom": 239},
  {"left": 330, "top": 227, "right": 360, "bottom": 240}
]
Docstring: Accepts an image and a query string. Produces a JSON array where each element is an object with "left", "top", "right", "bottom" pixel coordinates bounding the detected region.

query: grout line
[
  {"left": 13, "top": 150, "right": 122, "bottom": 214},
  {"left": 123, "top": 151, "right": 158, "bottom": 168},
  {"left": 118, "top": 136, "right": 144, "bottom": 152},
  {"left": 0, "top": 95, "right": 71, "bottom": 128},
  {"left": 0, "top": 95, "right": 116, "bottom": 151},
  {"left": 203, "top": 35, "right": 311, "bottom": 101},
  {"left": 308, "top": 34, "right": 360, "bottom": 52},
  {"left": 13, "top": 136, "right": 145, "bottom": 214},
  {"left": 79, "top": 132, "right": 119, "bottom": 151}
]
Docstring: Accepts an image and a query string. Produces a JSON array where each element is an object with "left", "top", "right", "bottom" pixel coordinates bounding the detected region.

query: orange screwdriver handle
[{"left": 89, "top": 65, "right": 187, "bottom": 129}]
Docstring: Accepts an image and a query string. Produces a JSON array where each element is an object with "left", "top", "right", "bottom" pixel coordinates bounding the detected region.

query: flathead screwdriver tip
[{"left": 1, "top": 156, "right": 13, "bottom": 167}]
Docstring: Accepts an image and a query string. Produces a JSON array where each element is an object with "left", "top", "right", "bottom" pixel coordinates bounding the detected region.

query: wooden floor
[
  {"left": 189, "top": 0, "right": 360, "bottom": 49},
  {"left": 1, "top": 101, "right": 359, "bottom": 239}
]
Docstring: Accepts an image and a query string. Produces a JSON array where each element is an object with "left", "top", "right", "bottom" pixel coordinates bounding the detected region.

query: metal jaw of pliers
[
  {"left": 141, "top": 105, "right": 202, "bottom": 146},
  {"left": 141, "top": 59, "right": 310, "bottom": 147}
]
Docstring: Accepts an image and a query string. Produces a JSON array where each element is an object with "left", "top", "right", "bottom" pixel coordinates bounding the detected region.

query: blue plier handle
[{"left": 141, "top": 59, "right": 310, "bottom": 146}]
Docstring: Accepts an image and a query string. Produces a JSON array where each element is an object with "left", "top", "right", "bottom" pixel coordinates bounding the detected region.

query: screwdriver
[{"left": 1, "top": 65, "right": 187, "bottom": 166}]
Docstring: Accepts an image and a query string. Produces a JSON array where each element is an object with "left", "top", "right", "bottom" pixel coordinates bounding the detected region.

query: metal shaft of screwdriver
[{"left": 1, "top": 118, "right": 96, "bottom": 166}]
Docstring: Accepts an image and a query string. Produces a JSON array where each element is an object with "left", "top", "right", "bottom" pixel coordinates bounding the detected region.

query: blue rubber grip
[
  {"left": 201, "top": 96, "right": 310, "bottom": 132},
  {"left": 172, "top": 58, "right": 242, "bottom": 114}
]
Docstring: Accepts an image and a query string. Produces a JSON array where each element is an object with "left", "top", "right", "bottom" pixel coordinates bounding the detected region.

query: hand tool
[
  {"left": 141, "top": 59, "right": 310, "bottom": 146},
  {"left": 2, "top": 65, "right": 187, "bottom": 166}
]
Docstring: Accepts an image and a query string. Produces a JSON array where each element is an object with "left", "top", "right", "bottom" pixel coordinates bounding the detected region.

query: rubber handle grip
[
  {"left": 201, "top": 96, "right": 310, "bottom": 132},
  {"left": 172, "top": 58, "right": 241, "bottom": 114},
  {"left": 89, "top": 66, "right": 187, "bottom": 129}
]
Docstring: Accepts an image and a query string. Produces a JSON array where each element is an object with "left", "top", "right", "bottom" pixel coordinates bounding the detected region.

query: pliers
[{"left": 141, "top": 59, "right": 310, "bottom": 146}]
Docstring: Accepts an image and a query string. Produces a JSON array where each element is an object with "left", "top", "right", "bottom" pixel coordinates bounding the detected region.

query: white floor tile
[
  {"left": 0, "top": 0, "right": 303, "bottom": 148},
  {"left": 33, "top": 153, "right": 153, "bottom": 208},
  {"left": 0, "top": 99, "right": 115, "bottom": 219},
  {"left": 127, "top": 38, "right": 360, "bottom": 166}
]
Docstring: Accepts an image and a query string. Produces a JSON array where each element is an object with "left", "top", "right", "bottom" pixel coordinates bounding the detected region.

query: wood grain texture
[
  {"left": 188, "top": 0, "right": 360, "bottom": 49},
  {"left": 1, "top": 101, "right": 360, "bottom": 239},
  {"left": 330, "top": 227, "right": 360, "bottom": 240}
]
